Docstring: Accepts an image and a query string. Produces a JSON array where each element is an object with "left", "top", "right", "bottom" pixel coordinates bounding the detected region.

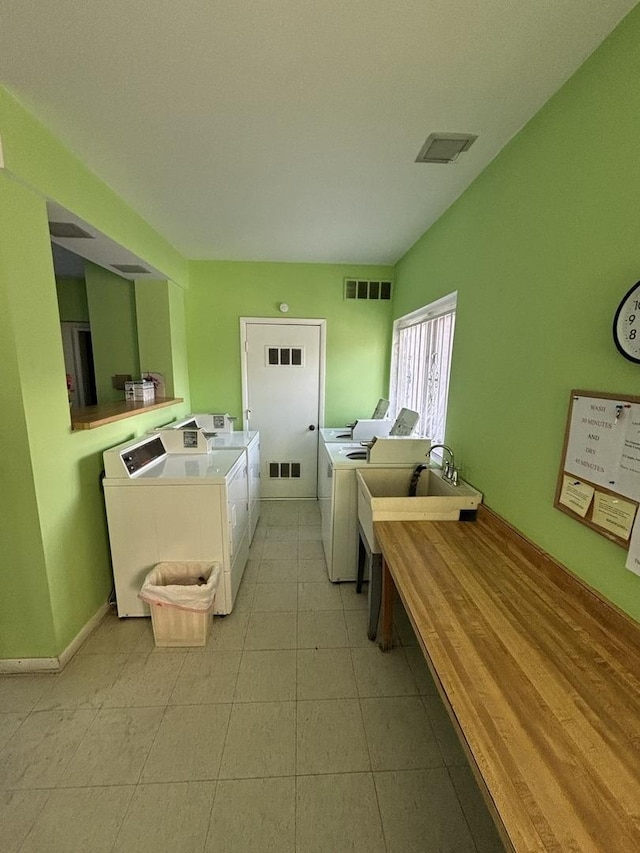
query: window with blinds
[{"left": 389, "top": 293, "right": 457, "bottom": 445}]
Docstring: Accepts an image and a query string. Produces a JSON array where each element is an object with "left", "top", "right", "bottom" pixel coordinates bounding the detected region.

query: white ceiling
[{"left": 0, "top": 1, "right": 636, "bottom": 265}]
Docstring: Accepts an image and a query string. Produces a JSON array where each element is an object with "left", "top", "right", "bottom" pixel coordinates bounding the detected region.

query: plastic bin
[{"left": 139, "top": 561, "right": 221, "bottom": 647}]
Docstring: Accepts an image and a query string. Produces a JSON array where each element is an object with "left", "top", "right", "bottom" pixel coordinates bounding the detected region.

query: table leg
[{"left": 379, "top": 556, "right": 395, "bottom": 652}]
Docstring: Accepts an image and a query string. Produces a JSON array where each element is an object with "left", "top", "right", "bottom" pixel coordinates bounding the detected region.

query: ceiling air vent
[
  {"left": 344, "top": 279, "right": 392, "bottom": 301},
  {"left": 111, "top": 264, "right": 150, "bottom": 274},
  {"left": 48, "top": 221, "right": 94, "bottom": 239},
  {"left": 415, "top": 132, "right": 478, "bottom": 164}
]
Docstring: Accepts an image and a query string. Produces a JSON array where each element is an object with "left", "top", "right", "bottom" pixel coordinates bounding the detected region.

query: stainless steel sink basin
[{"left": 357, "top": 467, "right": 482, "bottom": 552}]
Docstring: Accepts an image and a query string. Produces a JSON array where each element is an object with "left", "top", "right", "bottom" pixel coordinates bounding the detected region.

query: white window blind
[{"left": 389, "top": 293, "right": 456, "bottom": 444}]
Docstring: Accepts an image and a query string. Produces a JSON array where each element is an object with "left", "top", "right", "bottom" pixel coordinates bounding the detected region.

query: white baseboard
[{"left": 0, "top": 601, "right": 110, "bottom": 674}]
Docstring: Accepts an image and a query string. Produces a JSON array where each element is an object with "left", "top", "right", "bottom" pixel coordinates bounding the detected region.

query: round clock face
[{"left": 613, "top": 281, "right": 640, "bottom": 363}]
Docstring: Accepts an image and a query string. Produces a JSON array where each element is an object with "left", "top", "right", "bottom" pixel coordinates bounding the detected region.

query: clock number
[
  {"left": 634, "top": 301, "right": 640, "bottom": 310},
  {"left": 631, "top": 329, "right": 637, "bottom": 340},
  {"left": 630, "top": 315, "right": 636, "bottom": 324}
]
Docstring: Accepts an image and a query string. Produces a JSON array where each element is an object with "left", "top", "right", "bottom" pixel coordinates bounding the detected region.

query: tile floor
[{"left": 0, "top": 500, "right": 505, "bottom": 853}]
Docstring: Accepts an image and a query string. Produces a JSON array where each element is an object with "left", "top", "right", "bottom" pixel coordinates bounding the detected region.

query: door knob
[{"left": 308, "top": 425, "right": 316, "bottom": 431}]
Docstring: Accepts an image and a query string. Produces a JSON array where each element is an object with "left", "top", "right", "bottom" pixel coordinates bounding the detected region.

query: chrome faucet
[{"left": 427, "top": 444, "right": 458, "bottom": 485}]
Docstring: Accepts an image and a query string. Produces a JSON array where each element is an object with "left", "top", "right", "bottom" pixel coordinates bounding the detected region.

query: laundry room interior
[{"left": 3, "top": 3, "right": 640, "bottom": 852}]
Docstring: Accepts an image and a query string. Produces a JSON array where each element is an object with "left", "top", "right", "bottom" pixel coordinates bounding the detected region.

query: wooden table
[{"left": 375, "top": 509, "right": 640, "bottom": 853}]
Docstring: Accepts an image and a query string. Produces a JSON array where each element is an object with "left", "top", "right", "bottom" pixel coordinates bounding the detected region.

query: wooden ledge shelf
[
  {"left": 71, "top": 397, "right": 184, "bottom": 431},
  {"left": 375, "top": 506, "right": 640, "bottom": 852}
]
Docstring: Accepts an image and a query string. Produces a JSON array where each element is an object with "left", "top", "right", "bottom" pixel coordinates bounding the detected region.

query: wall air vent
[
  {"left": 269, "top": 462, "right": 302, "bottom": 479},
  {"left": 111, "top": 264, "right": 150, "bottom": 274},
  {"left": 415, "top": 132, "right": 478, "bottom": 164},
  {"left": 344, "top": 279, "right": 392, "bottom": 301},
  {"left": 48, "top": 221, "right": 95, "bottom": 239}
]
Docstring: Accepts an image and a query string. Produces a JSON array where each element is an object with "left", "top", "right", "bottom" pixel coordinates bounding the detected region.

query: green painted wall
[
  {"left": 187, "top": 261, "right": 394, "bottom": 426},
  {"left": 0, "top": 181, "right": 57, "bottom": 657},
  {"left": 0, "top": 85, "right": 191, "bottom": 660},
  {"left": 135, "top": 279, "right": 174, "bottom": 397},
  {"left": 392, "top": 6, "right": 640, "bottom": 620},
  {"left": 56, "top": 276, "right": 89, "bottom": 322},
  {"left": 85, "top": 263, "right": 140, "bottom": 404}
]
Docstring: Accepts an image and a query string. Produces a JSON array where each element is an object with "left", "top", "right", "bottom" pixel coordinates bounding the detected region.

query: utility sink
[{"left": 357, "top": 467, "right": 483, "bottom": 552}]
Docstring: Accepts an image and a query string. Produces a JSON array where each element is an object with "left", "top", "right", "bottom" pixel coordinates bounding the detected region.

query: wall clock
[{"left": 613, "top": 281, "right": 640, "bottom": 363}]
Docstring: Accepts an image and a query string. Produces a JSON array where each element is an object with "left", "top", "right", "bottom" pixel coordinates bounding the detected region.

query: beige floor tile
[
  {"left": 205, "top": 776, "right": 295, "bottom": 853},
  {"left": 114, "top": 781, "right": 216, "bottom": 853},
  {"left": 102, "top": 650, "right": 186, "bottom": 708},
  {"left": 403, "top": 647, "right": 440, "bottom": 697},
  {"left": 360, "top": 696, "right": 442, "bottom": 771},
  {"left": 296, "top": 648, "right": 357, "bottom": 700},
  {"left": 296, "top": 698, "right": 370, "bottom": 774},
  {"left": 0, "top": 789, "right": 50, "bottom": 853},
  {"left": 244, "top": 612, "right": 297, "bottom": 650},
  {"left": 257, "top": 559, "right": 298, "bottom": 583},
  {"left": 340, "top": 583, "right": 369, "bottom": 611},
  {"left": 62, "top": 707, "right": 163, "bottom": 786},
  {"left": 234, "top": 650, "right": 296, "bottom": 701},
  {"left": 264, "top": 504, "right": 299, "bottom": 526},
  {"left": 296, "top": 559, "right": 327, "bottom": 582},
  {"left": 374, "top": 768, "right": 476, "bottom": 853},
  {"left": 34, "top": 653, "right": 128, "bottom": 711},
  {"left": 169, "top": 650, "right": 241, "bottom": 705},
  {"left": 141, "top": 704, "right": 231, "bottom": 782},
  {"left": 296, "top": 773, "right": 385, "bottom": 853},
  {"left": 262, "top": 541, "right": 298, "bottom": 561},
  {"left": 219, "top": 702, "right": 295, "bottom": 779},
  {"left": 344, "top": 609, "right": 374, "bottom": 646},
  {"left": 0, "top": 713, "right": 25, "bottom": 751},
  {"left": 0, "top": 675, "right": 56, "bottom": 714},
  {"left": 203, "top": 611, "right": 249, "bottom": 651},
  {"left": 241, "top": 558, "right": 260, "bottom": 583},
  {"left": 248, "top": 539, "right": 265, "bottom": 560},
  {"left": 449, "top": 765, "right": 506, "bottom": 852},
  {"left": 20, "top": 785, "right": 134, "bottom": 853},
  {"left": 422, "top": 695, "right": 470, "bottom": 767},
  {"left": 252, "top": 582, "right": 298, "bottom": 612},
  {"left": 297, "top": 581, "right": 343, "bottom": 611},
  {"left": 297, "top": 541, "right": 324, "bottom": 560},
  {"left": 79, "top": 612, "right": 148, "bottom": 655},
  {"left": 265, "top": 525, "right": 298, "bottom": 541},
  {"left": 0, "top": 709, "right": 96, "bottom": 789},
  {"left": 297, "top": 525, "right": 322, "bottom": 541},
  {"left": 296, "top": 611, "right": 348, "bottom": 648},
  {"left": 298, "top": 504, "right": 321, "bottom": 524},
  {"left": 232, "top": 580, "right": 256, "bottom": 612},
  {"left": 351, "top": 646, "right": 418, "bottom": 697}
]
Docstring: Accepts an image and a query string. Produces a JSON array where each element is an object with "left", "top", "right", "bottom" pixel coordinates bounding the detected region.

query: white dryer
[
  {"left": 156, "top": 419, "right": 261, "bottom": 540},
  {"left": 103, "top": 433, "right": 249, "bottom": 617}
]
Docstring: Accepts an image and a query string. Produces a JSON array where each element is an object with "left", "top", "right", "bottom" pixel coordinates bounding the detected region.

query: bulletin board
[{"left": 554, "top": 390, "right": 640, "bottom": 549}]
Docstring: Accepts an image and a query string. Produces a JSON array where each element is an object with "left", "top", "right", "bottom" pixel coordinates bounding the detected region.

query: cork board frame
[{"left": 554, "top": 389, "right": 640, "bottom": 549}]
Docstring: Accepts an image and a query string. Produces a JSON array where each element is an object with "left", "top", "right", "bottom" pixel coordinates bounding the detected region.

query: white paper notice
[
  {"left": 564, "top": 396, "right": 625, "bottom": 489},
  {"left": 559, "top": 476, "right": 594, "bottom": 517},
  {"left": 592, "top": 492, "right": 637, "bottom": 540},
  {"left": 563, "top": 395, "right": 640, "bottom": 500},
  {"left": 615, "top": 402, "right": 640, "bottom": 501},
  {"left": 626, "top": 516, "right": 640, "bottom": 576}
]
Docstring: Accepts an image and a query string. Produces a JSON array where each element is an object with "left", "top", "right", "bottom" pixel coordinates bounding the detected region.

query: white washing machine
[
  {"left": 103, "top": 433, "right": 250, "bottom": 617},
  {"left": 318, "top": 439, "right": 430, "bottom": 582},
  {"left": 156, "top": 419, "right": 261, "bottom": 540}
]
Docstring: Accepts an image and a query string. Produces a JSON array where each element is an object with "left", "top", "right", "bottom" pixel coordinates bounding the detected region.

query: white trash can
[{"left": 139, "top": 561, "right": 221, "bottom": 647}]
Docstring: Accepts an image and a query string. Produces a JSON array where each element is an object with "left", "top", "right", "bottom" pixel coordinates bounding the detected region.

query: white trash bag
[{"left": 139, "top": 561, "right": 221, "bottom": 612}]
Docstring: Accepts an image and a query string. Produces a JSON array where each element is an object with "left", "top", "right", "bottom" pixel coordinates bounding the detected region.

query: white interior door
[{"left": 242, "top": 320, "right": 324, "bottom": 499}]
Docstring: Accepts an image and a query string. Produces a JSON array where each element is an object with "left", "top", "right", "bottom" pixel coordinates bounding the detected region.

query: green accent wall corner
[{"left": 392, "top": 4, "right": 640, "bottom": 620}]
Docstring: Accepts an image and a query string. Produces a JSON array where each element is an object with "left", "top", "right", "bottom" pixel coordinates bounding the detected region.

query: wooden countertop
[
  {"left": 71, "top": 397, "right": 183, "bottom": 430},
  {"left": 375, "top": 509, "right": 640, "bottom": 853}
]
